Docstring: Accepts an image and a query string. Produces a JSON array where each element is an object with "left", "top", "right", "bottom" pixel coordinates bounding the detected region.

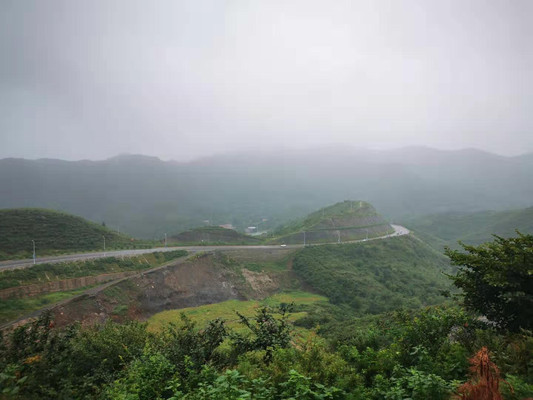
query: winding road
[{"left": 0, "top": 224, "right": 409, "bottom": 271}]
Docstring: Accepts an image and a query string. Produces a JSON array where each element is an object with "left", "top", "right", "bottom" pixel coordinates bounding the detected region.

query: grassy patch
[
  {"left": 147, "top": 291, "right": 328, "bottom": 334},
  {"left": 0, "top": 288, "right": 89, "bottom": 324},
  {"left": 0, "top": 250, "right": 187, "bottom": 290}
]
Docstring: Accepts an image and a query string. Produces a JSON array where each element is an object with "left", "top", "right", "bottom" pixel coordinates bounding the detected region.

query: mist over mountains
[{"left": 1, "top": 146, "right": 532, "bottom": 238}]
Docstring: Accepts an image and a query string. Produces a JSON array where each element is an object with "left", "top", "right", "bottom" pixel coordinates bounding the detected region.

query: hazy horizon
[
  {"left": 1, "top": 144, "right": 532, "bottom": 163},
  {"left": 1, "top": 1, "right": 532, "bottom": 161}
]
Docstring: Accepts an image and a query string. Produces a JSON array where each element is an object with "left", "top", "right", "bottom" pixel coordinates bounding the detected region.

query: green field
[
  {"left": 0, "top": 208, "right": 158, "bottom": 260},
  {"left": 148, "top": 291, "right": 328, "bottom": 334}
]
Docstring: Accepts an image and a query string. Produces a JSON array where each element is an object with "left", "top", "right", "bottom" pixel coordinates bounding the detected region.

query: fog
[{"left": 1, "top": 0, "right": 532, "bottom": 161}]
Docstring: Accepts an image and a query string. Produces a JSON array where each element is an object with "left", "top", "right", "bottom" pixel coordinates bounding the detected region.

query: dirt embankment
[
  {"left": 0, "top": 272, "right": 137, "bottom": 300},
  {"left": 50, "top": 252, "right": 281, "bottom": 328}
]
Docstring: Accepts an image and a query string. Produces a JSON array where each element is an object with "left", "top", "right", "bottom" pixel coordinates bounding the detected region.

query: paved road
[{"left": 0, "top": 225, "right": 410, "bottom": 270}]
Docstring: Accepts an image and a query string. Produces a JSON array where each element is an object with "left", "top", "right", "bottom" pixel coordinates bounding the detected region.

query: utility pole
[
  {"left": 164, "top": 233, "right": 167, "bottom": 247},
  {"left": 32, "top": 240, "right": 36, "bottom": 265},
  {"left": 303, "top": 231, "right": 306, "bottom": 247},
  {"left": 337, "top": 230, "right": 341, "bottom": 244},
  {"left": 103, "top": 235, "right": 106, "bottom": 256},
  {"left": 366, "top": 229, "right": 369, "bottom": 241}
]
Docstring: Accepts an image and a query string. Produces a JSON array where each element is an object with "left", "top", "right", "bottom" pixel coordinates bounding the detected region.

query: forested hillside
[
  {"left": 271, "top": 200, "right": 393, "bottom": 244},
  {"left": 404, "top": 206, "right": 533, "bottom": 250},
  {"left": 0, "top": 208, "right": 147, "bottom": 260},
  {"left": 1, "top": 147, "right": 532, "bottom": 238},
  {"left": 293, "top": 235, "right": 450, "bottom": 313},
  {"left": 170, "top": 226, "right": 261, "bottom": 245}
]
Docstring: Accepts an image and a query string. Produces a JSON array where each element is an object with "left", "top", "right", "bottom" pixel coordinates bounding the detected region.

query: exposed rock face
[
  {"left": 50, "top": 253, "right": 251, "bottom": 328},
  {"left": 134, "top": 254, "right": 246, "bottom": 315},
  {"left": 241, "top": 268, "right": 277, "bottom": 298}
]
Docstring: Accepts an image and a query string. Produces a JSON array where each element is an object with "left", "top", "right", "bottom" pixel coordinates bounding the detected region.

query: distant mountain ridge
[
  {"left": 0, "top": 147, "right": 532, "bottom": 238},
  {"left": 403, "top": 206, "right": 533, "bottom": 251}
]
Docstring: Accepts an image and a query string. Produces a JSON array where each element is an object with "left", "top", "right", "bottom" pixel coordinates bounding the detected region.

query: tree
[
  {"left": 231, "top": 304, "right": 293, "bottom": 363},
  {"left": 445, "top": 232, "right": 533, "bottom": 331}
]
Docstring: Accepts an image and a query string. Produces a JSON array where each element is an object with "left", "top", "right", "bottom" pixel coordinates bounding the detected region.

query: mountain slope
[
  {"left": 404, "top": 206, "right": 533, "bottom": 250},
  {"left": 170, "top": 226, "right": 261, "bottom": 245},
  {"left": 1, "top": 147, "right": 531, "bottom": 237},
  {"left": 292, "top": 235, "right": 451, "bottom": 314},
  {"left": 272, "top": 200, "right": 393, "bottom": 244},
  {"left": 0, "top": 208, "right": 140, "bottom": 260}
]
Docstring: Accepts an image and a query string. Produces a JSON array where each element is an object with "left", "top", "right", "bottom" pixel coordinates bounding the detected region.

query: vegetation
[
  {"left": 445, "top": 233, "right": 533, "bottom": 331},
  {"left": 0, "top": 250, "right": 187, "bottom": 324},
  {"left": 0, "top": 303, "right": 531, "bottom": 399},
  {"left": 293, "top": 235, "right": 451, "bottom": 314},
  {"left": 0, "top": 250, "right": 187, "bottom": 290},
  {"left": 170, "top": 226, "right": 261, "bottom": 245},
  {"left": 0, "top": 209, "right": 155, "bottom": 260},
  {"left": 148, "top": 291, "right": 327, "bottom": 333},
  {"left": 0, "top": 288, "right": 90, "bottom": 325},
  {"left": 403, "top": 207, "right": 533, "bottom": 251},
  {"left": 0, "top": 214, "right": 531, "bottom": 398},
  {"left": 270, "top": 200, "right": 393, "bottom": 244},
  {"left": 2, "top": 149, "right": 532, "bottom": 238}
]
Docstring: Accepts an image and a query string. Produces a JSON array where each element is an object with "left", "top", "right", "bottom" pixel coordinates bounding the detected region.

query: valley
[{"left": 0, "top": 199, "right": 531, "bottom": 399}]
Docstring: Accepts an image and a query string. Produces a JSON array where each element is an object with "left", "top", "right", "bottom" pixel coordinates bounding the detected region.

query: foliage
[
  {"left": 0, "top": 304, "right": 532, "bottom": 399},
  {"left": 231, "top": 304, "right": 293, "bottom": 363},
  {"left": 148, "top": 291, "right": 326, "bottom": 333},
  {"left": 372, "top": 367, "right": 456, "bottom": 400},
  {"left": 293, "top": 236, "right": 451, "bottom": 313},
  {"left": 0, "top": 288, "right": 88, "bottom": 324},
  {"left": 170, "top": 226, "right": 261, "bottom": 245},
  {"left": 404, "top": 207, "right": 533, "bottom": 251},
  {"left": 446, "top": 232, "right": 533, "bottom": 331},
  {"left": 0, "top": 208, "right": 154, "bottom": 260},
  {"left": 0, "top": 250, "right": 187, "bottom": 290},
  {"left": 270, "top": 200, "right": 393, "bottom": 244},
  {"left": 103, "top": 349, "right": 177, "bottom": 400},
  {"left": 157, "top": 314, "right": 228, "bottom": 379},
  {"left": 455, "top": 347, "right": 507, "bottom": 400}
]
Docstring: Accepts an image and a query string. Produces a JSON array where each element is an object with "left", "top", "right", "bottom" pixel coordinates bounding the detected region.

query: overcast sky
[{"left": 1, "top": 0, "right": 532, "bottom": 161}]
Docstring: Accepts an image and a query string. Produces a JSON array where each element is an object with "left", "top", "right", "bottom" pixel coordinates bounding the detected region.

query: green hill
[
  {"left": 403, "top": 206, "right": 533, "bottom": 251},
  {"left": 0, "top": 208, "right": 147, "bottom": 260},
  {"left": 1, "top": 148, "right": 532, "bottom": 238},
  {"left": 271, "top": 200, "right": 393, "bottom": 244},
  {"left": 169, "top": 226, "right": 261, "bottom": 245},
  {"left": 292, "top": 235, "right": 451, "bottom": 314}
]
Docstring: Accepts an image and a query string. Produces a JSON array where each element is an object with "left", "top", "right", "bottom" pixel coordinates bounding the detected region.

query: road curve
[{"left": 0, "top": 225, "right": 410, "bottom": 271}]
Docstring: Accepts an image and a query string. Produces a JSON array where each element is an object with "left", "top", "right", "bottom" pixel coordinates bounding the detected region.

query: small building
[{"left": 245, "top": 226, "right": 257, "bottom": 234}]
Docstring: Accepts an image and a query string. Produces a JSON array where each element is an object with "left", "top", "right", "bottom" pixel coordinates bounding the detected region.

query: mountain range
[{"left": 1, "top": 146, "right": 532, "bottom": 238}]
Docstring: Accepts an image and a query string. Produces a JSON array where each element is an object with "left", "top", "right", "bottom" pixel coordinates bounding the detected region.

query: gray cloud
[{"left": 1, "top": 0, "right": 532, "bottom": 160}]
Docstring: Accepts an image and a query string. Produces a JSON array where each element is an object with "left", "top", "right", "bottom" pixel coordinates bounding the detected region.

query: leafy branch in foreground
[
  {"left": 445, "top": 232, "right": 533, "bottom": 331},
  {"left": 231, "top": 304, "right": 294, "bottom": 363}
]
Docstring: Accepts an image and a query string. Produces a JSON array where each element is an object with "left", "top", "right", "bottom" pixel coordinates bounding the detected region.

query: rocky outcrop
[{"left": 50, "top": 253, "right": 253, "bottom": 328}]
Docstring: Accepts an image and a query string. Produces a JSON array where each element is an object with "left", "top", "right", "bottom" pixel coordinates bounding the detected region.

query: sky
[{"left": 0, "top": 0, "right": 532, "bottom": 161}]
